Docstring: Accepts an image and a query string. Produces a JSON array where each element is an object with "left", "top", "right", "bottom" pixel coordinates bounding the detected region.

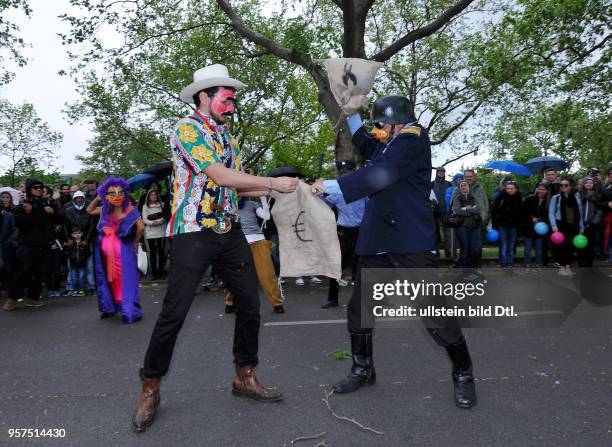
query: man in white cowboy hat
[{"left": 132, "top": 64, "right": 299, "bottom": 432}]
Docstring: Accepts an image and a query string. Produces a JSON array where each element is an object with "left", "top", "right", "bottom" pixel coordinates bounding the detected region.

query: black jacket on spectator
[
  {"left": 522, "top": 195, "right": 549, "bottom": 237},
  {"left": 581, "top": 190, "right": 602, "bottom": 227},
  {"left": 14, "top": 197, "right": 63, "bottom": 246},
  {"left": 64, "top": 240, "right": 91, "bottom": 268},
  {"left": 492, "top": 191, "right": 523, "bottom": 229},
  {"left": 597, "top": 184, "right": 612, "bottom": 218},
  {"left": 64, "top": 202, "right": 92, "bottom": 239},
  {"left": 452, "top": 192, "right": 481, "bottom": 228}
]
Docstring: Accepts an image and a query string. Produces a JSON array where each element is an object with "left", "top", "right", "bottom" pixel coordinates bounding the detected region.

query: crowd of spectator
[
  {"left": 1, "top": 164, "right": 610, "bottom": 312},
  {"left": 433, "top": 166, "right": 612, "bottom": 276}
]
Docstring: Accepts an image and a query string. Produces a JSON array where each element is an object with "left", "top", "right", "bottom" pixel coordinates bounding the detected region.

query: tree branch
[
  {"left": 439, "top": 147, "right": 478, "bottom": 167},
  {"left": 370, "top": 0, "right": 474, "bottom": 61},
  {"left": 115, "top": 22, "right": 230, "bottom": 56},
  {"left": 215, "top": 0, "right": 308, "bottom": 67},
  {"left": 431, "top": 94, "right": 488, "bottom": 145}
]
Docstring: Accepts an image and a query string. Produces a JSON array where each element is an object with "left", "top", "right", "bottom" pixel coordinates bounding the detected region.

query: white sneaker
[
  {"left": 295, "top": 277, "right": 305, "bottom": 286},
  {"left": 558, "top": 268, "right": 568, "bottom": 276},
  {"left": 279, "top": 277, "right": 286, "bottom": 285},
  {"left": 309, "top": 276, "right": 323, "bottom": 284}
]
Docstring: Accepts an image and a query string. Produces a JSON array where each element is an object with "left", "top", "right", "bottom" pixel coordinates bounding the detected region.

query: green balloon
[{"left": 573, "top": 235, "right": 588, "bottom": 249}]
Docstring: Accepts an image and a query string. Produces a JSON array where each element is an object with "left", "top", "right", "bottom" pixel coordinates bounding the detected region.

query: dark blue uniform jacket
[{"left": 337, "top": 125, "right": 436, "bottom": 256}]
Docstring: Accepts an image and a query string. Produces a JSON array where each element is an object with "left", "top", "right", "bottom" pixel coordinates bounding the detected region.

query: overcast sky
[
  {"left": 2, "top": 0, "right": 89, "bottom": 174},
  {"left": 1, "top": 0, "right": 487, "bottom": 179}
]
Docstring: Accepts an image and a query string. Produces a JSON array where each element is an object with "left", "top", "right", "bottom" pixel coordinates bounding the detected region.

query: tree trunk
[{"left": 341, "top": 0, "right": 367, "bottom": 59}]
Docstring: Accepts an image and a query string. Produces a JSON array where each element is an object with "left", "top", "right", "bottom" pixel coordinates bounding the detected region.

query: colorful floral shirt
[{"left": 166, "top": 111, "right": 242, "bottom": 236}]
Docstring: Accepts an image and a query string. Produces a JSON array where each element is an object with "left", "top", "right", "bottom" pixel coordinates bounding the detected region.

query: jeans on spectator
[
  {"left": 456, "top": 224, "right": 480, "bottom": 268},
  {"left": 11, "top": 245, "right": 50, "bottom": 301},
  {"left": 49, "top": 249, "right": 63, "bottom": 291},
  {"left": 270, "top": 233, "right": 280, "bottom": 274},
  {"left": 524, "top": 236, "right": 543, "bottom": 267},
  {"left": 499, "top": 226, "right": 518, "bottom": 268},
  {"left": 145, "top": 237, "right": 166, "bottom": 279},
  {"left": 328, "top": 226, "right": 359, "bottom": 303},
  {"left": 86, "top": 252, "right": 95, "bottom": 290},
  {"left": 577, "top": 225, "right": 595, "bottom": 267},
  {"left": 68, "top": 264, "right": 88, "bottom": 291},
  {"left": 593, "top": 224, "right": 603, "bottom": 256}
]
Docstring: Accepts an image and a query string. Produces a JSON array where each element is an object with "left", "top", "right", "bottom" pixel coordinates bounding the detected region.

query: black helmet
[{"left": 371, "top": 95, "right": 415, "bottom": 125}]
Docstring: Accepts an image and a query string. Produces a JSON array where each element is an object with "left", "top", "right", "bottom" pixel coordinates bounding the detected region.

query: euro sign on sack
[{"left": 271, "top": 182, "right": 342, "bottom": 281}]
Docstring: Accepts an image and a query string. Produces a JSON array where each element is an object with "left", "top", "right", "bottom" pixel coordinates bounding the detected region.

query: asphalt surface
[{"left": 1, "top": 275, "right": 612, "bottom": 447}]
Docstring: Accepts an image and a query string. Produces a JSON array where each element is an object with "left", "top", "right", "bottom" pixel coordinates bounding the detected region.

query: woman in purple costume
[{"left": 87, "top": 177, "right": 145, "bottom": 323}]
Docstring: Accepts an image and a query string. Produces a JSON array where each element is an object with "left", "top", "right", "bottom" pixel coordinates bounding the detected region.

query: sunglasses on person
[
  {"left": 560, "top": 183, "right": 571, "bottom": 187},
  {"left": 31, "top": 185, "right": 43, "bottom": 190},
  {"left": 106, "top": 190, "right": 126, "bottom": 197},
  {"left": 373, "top": 122, "right": 385, "bottom": 129}
]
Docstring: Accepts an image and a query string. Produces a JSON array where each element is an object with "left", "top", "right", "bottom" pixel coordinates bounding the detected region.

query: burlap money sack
[
  {"left": 319, "top": 58, "right": 383, "bottom": 115},
  {"left": 271, "top": 182, "right": 341, "bottom": 280}
]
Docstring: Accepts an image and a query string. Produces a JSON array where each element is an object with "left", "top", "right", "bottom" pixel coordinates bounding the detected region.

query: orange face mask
[{"left": 371, "top": 127, "right": 389, "bottom": 143}]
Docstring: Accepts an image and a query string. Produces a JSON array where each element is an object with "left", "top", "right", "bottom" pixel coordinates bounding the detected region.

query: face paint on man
[{"left": 209, "top": 88, "right": 236, "bottom": 123}]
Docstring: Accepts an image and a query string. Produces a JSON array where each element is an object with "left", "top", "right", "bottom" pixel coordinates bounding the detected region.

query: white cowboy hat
[{"left": 179, "top": 64, "right": 246, "bottom": 104}]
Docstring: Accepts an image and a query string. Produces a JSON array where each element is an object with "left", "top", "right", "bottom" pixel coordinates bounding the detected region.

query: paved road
[{"left": 1, "top": 278, "right": 612, "bottom": 447}]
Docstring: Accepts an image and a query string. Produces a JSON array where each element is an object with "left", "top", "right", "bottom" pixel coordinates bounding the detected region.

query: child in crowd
[{"left": 64, "top": 226, "right": 91, "bottom": 296}]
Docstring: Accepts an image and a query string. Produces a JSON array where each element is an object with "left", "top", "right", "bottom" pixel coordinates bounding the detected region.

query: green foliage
[
  {"left": 486, "top": 0, "right": 611, "bottom": 172},
  {"left": 59, "top": 0, "right": 610, "bottom": 178},
  {"left": 0, "top": 157, "right": 63, "bottom": 188},
  {"left": 0, "top": 99, "right": 63, "bottom": 187},
  {"left": 0, "top": 0, "right": 31, "bottom": 83}
]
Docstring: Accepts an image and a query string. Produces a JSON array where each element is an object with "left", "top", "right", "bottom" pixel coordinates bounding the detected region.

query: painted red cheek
[{"left": 211, "top": 100, "right": 234, "bottom": 116}]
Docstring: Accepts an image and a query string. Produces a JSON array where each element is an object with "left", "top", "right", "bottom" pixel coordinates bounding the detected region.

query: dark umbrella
[
  {"left": 144, "top": 160, "right": 173, "bottom": 178},
  {"left": 483, "top": 160, "right": 532, "bottom": 176},
  {"left": 268, "top": 167, "right": 304, "bottom": 178},
  {"left": 126, "top": 173, "right": 158, "bottom": 191},
  {"left": 525, "top": 156, "right": 568, "bottom": 174}
]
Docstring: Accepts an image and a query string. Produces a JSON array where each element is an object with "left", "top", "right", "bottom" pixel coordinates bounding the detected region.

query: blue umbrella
[
  {"left": 126, "top": 173, "right": 158, "bottom": 191},
  {"left": 524, "top": 156, "right": 568, "bottom": 174},
  {"left": 483, "top": 160, "right": 532, "bottom": 176}
]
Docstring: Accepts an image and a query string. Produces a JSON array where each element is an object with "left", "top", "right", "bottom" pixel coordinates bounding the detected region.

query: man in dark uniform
[{"left": 312, "top": 95, "right": 476, "bottom": 409}]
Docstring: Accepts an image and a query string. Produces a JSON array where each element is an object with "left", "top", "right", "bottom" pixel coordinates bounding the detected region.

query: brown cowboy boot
[
  {"left": 132, "top": 378, "right": 161, "bottom": 432},
  {"left": 232, "top": 366, "right": 283, "bottom": 402}
]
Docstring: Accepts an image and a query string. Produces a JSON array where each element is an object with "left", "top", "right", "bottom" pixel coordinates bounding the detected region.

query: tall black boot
[
  {"left": 446, "top": 341, "right": 477, "bottom": 409},
  {"left": 333, "top": 332, "right": 376, "bottom": 393}
]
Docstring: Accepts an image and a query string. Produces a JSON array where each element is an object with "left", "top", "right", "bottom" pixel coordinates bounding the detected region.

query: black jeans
[
  {"left": 347, "top": 252, "right": 464, "bottom": 347},
  {"left": 146, "top": 237, "right": 166, "bottom": 278},
  {"left": 142, "top": 227, "right": 260, "bottom": 378},
  {"left": 577, "top": 225, "right": 595, "bottom": 267},
  {"left": 11, "top": 245, "right": 50, "bottom": 301},
  {"left": 48, "top": 249, "right": 63, "bottom": 291},
  {"left": 553, "top": 221, "right": 579, "bottom": 266},
  {"left": 328, "top": 225, "right": 359, "bottom": 302}
]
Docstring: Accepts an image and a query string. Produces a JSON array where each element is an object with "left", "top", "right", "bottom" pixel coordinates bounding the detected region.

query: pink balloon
[{"left": 550, "top": 231, "right": 565, "bottom": 245}]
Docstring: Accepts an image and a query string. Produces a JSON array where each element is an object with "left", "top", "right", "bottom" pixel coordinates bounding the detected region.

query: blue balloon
[
  {"left": 486, "top": 229, "right": 499, "bottom": 242},
  {"left": 534, "top": 222, "right": 549, "bottom": 235}
]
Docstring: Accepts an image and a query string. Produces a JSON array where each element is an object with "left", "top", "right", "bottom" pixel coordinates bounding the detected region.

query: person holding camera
[{"left": 3, "top": 179, "right": 63, "bottom": 311}]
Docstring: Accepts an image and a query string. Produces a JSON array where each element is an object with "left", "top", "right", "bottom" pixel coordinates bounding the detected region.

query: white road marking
[{"left": 264, "top": 319, "right": 347, "bottom": 326}]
